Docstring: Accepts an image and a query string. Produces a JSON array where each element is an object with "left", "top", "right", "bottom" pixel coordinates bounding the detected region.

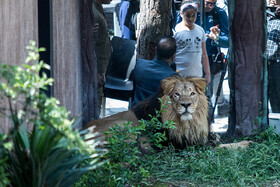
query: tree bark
[
  {"left": 136, "top": 0, "right": 172, "bottom": 60},
  {"left": 227, "top": 0, "right": 268, "bottom": 137},
  {"left": 80, "top": 0, "right": 99, "bottom": 124}
]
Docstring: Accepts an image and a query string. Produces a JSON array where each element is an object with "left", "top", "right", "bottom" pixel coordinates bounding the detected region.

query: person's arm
[
  {"left": 216, "top": 9, "right": 229, "bottom": 48},
  {"left": 206, "top": 9, "right": 229, "bottom": 48},
  {"left": 201, "top": 41, "right": 211, "bottom": 85}
]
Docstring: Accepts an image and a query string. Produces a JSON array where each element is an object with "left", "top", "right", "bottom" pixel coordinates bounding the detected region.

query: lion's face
[
  {"left": 171, "top": 81, "right": 200, "bottom": 120},
  {"left": 161, "top": 76, "right": 207, "bottom": 121}
]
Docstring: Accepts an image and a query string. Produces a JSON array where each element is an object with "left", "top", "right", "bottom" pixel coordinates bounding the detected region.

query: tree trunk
[
  {"left": 136, "top": 0, "right": 172, "bottom": 60},
  {"left": 80, "top": 0, "right": 99, "bottom": 124},
  {"left": 227, "top": 0, "right": 268, "bottom": 137}
]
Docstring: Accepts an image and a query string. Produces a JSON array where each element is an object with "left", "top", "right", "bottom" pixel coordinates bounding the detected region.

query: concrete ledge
[{"left": 269, "top": 113, "right": 280, "bottom": 134}]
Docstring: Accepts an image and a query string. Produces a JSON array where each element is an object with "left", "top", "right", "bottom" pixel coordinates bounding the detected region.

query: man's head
[
  {"left": 156, "top": 36, "right": 177, "bottom": 63},
  {"left": 204, "top": 0, "right": 217, "bottom": 12}
]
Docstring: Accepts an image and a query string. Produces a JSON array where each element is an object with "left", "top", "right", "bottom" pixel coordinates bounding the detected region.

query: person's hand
[
  {"left": 206, "top": 25, "right": 220, "bottom": 41},
  {"left": 205, "top": 73, "right": 211, "bottom": 85}
]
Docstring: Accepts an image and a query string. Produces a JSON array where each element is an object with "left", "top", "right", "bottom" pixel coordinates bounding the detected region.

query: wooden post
[
  {"left": 80, "top": 0, "right": 99, "bottom": 124},
  {"left": 0, "top": 0, "right": 38, "bottom": 133}
]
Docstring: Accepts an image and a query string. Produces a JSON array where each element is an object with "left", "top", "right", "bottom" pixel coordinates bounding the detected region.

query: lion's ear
[
  {"left": 192, "top": 78, "right": 207, "bottom": 94},
  {"left": 161, "top": 76, "right": 180, "bottom": 96}
]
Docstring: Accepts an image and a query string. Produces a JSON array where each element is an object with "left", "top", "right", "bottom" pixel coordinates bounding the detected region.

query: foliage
[
  {"left": 75, "top": 99, "right": 175, "bottom": 186},
  {"left": 138, "top": 97, "right": 176, "bottom": 149},
  {"left": 76, "top": 121, "right": 280, "bottom": 186},
  {"left": 75, "top": 121, "right": 150, "bottom": 186},
  {"left": 0, "top": 41, "right": 104, "bottom": 187},
  {"left": 88, "top": 122, "right": 150, "bottom": 186},
  {"left": 0, "top": 133, "right": 10, "bottom": 187}
]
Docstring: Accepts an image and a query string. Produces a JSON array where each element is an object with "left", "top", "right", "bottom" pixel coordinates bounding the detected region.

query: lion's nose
[{"left": 181, "top": 103, "right": 191, "bottom": 108}]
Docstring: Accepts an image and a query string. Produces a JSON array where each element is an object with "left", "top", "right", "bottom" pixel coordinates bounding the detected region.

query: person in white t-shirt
[{"left": 173, "top": 2, "right": 211, "bottom": 85}]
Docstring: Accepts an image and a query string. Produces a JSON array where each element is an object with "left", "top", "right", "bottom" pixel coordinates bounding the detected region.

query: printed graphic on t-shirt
[
  {"left": 194, "top": 37, "right": 201, "bottom": 49},
  {"left": 176, "top": 36, "right": 201, "bottom": 52},
  {"left": 208, "top": 15, "right": 213, "bottom": 23},
  {"left": 177, "top": 38, "right": 192, "bottom": 50}
]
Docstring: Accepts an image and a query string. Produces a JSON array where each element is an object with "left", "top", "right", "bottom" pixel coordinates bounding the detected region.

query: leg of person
[
  {"left": 212, "top": 72, "right": 230, "bottom": 116},
  {"left": 269, "top": 62, "right": 280, "bottom": 113},
  {"left": 212, "top": 73, "right": 225, "bottom": 104},
  {"left": 206, "top": 74, "right": 215, "bottom": 122}
]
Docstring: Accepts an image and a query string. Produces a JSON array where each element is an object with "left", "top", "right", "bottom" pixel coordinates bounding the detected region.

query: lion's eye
[
  {"left": 190, "top": 92, "right": 196, "bottom": 96},
  {"left": 173, "top": 92, "right": 181, "bottom": 97}
]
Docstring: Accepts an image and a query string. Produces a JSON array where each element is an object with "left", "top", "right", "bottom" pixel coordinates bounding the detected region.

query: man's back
[{"left": 132, "top": 58, "right": 178, "bottom": 105}]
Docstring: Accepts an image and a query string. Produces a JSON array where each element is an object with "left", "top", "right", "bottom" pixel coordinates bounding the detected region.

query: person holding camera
[
  {"left": 267, "top": 0, "right": 280, "bottom": 113},
  {"left": 201, "top": 0, "right": 230, "bottom": 116}
]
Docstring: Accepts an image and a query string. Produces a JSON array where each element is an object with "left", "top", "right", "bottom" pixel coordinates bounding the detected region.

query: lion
[
  {"left": 83, "top": 76, "right": 211, "bottom": 149},
  {"left": 160, "top": 76, "right": 209, "bottom": 148}
]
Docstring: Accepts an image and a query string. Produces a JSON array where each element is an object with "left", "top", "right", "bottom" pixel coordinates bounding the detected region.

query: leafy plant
[
  {"left": 0, "top": 133, "right": 11, "bottom": 187},
  {"left": 139, "top": 97, "right": 176, "bottom": 149},
  {"left": 75, "top": 98, "right": 175, "bottom": 186},
  {"left": 0, "top": 41, "right": 104, "bottom": 186},
  {"left": 75, "top": 121, "right": 149, "bottom": 186}
]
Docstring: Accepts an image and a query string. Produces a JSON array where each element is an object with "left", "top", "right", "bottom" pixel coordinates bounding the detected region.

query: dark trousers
[
  {"left": 269, "top": 61, "right": 280, "bottom": 113},
  {"left": 206, "top": 56, "right": 226, "bottom": 106}
]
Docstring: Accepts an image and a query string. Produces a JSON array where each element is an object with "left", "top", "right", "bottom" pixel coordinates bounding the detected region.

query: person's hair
[
  {"left": 180, "top": 0, "right": 200, "bottom": 12},
  {"left": 180, "top": 2, "right": 198, "bottom": 13},
  {"left": 156, "top": 36, "right": 177, "bottom": 60}
]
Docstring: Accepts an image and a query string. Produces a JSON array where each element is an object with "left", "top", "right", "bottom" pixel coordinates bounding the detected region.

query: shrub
[
  {"left": 0, "top": 41, "right": 104, "bottom": 187},
  {"left": 0, "top": 133, "right": 10, "bottom": 186},
  {"left": 75, "top": 98, "right": 175, "bottom": 186}
]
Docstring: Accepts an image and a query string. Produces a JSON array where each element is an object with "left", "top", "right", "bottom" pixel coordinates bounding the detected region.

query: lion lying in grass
[
  {"left": 84, "top": 76, "right": 251, "bottom": 149},
  {"left": 84, "top": 76, "right": 211, "bottom": 148}
]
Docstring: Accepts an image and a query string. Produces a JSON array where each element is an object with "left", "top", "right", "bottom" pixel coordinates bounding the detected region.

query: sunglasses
[{"left": 205, "top": 1, "right": 216, "bottom": 6}]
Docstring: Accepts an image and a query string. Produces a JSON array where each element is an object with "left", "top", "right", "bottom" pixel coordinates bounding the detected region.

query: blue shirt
[
  {"left": 132, "top": 58, "right": 178, "bottom": 105},
  {"left": 119, "top": 1, "right": 133, "bottom": 39}
]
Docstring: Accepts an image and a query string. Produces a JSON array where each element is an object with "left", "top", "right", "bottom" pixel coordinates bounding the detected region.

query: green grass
[
  {"left": 76, "top": 127, "right": 280, "bottom": 186},
  {"left": 143, "top": 129, "right": 280, "bottom": 186}
]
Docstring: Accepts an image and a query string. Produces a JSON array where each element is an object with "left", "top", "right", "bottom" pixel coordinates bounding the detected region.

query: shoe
[{"left": 217, "top": 100, "right": 230, "bottom": 116}]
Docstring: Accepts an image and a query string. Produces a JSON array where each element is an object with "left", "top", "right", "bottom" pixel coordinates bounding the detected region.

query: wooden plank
[
  {"left": 0, "top": 0, "right": 38, "bottom": 133},
  {"left": 52, "top": 0, "right": 83, "bottom": 127}
]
